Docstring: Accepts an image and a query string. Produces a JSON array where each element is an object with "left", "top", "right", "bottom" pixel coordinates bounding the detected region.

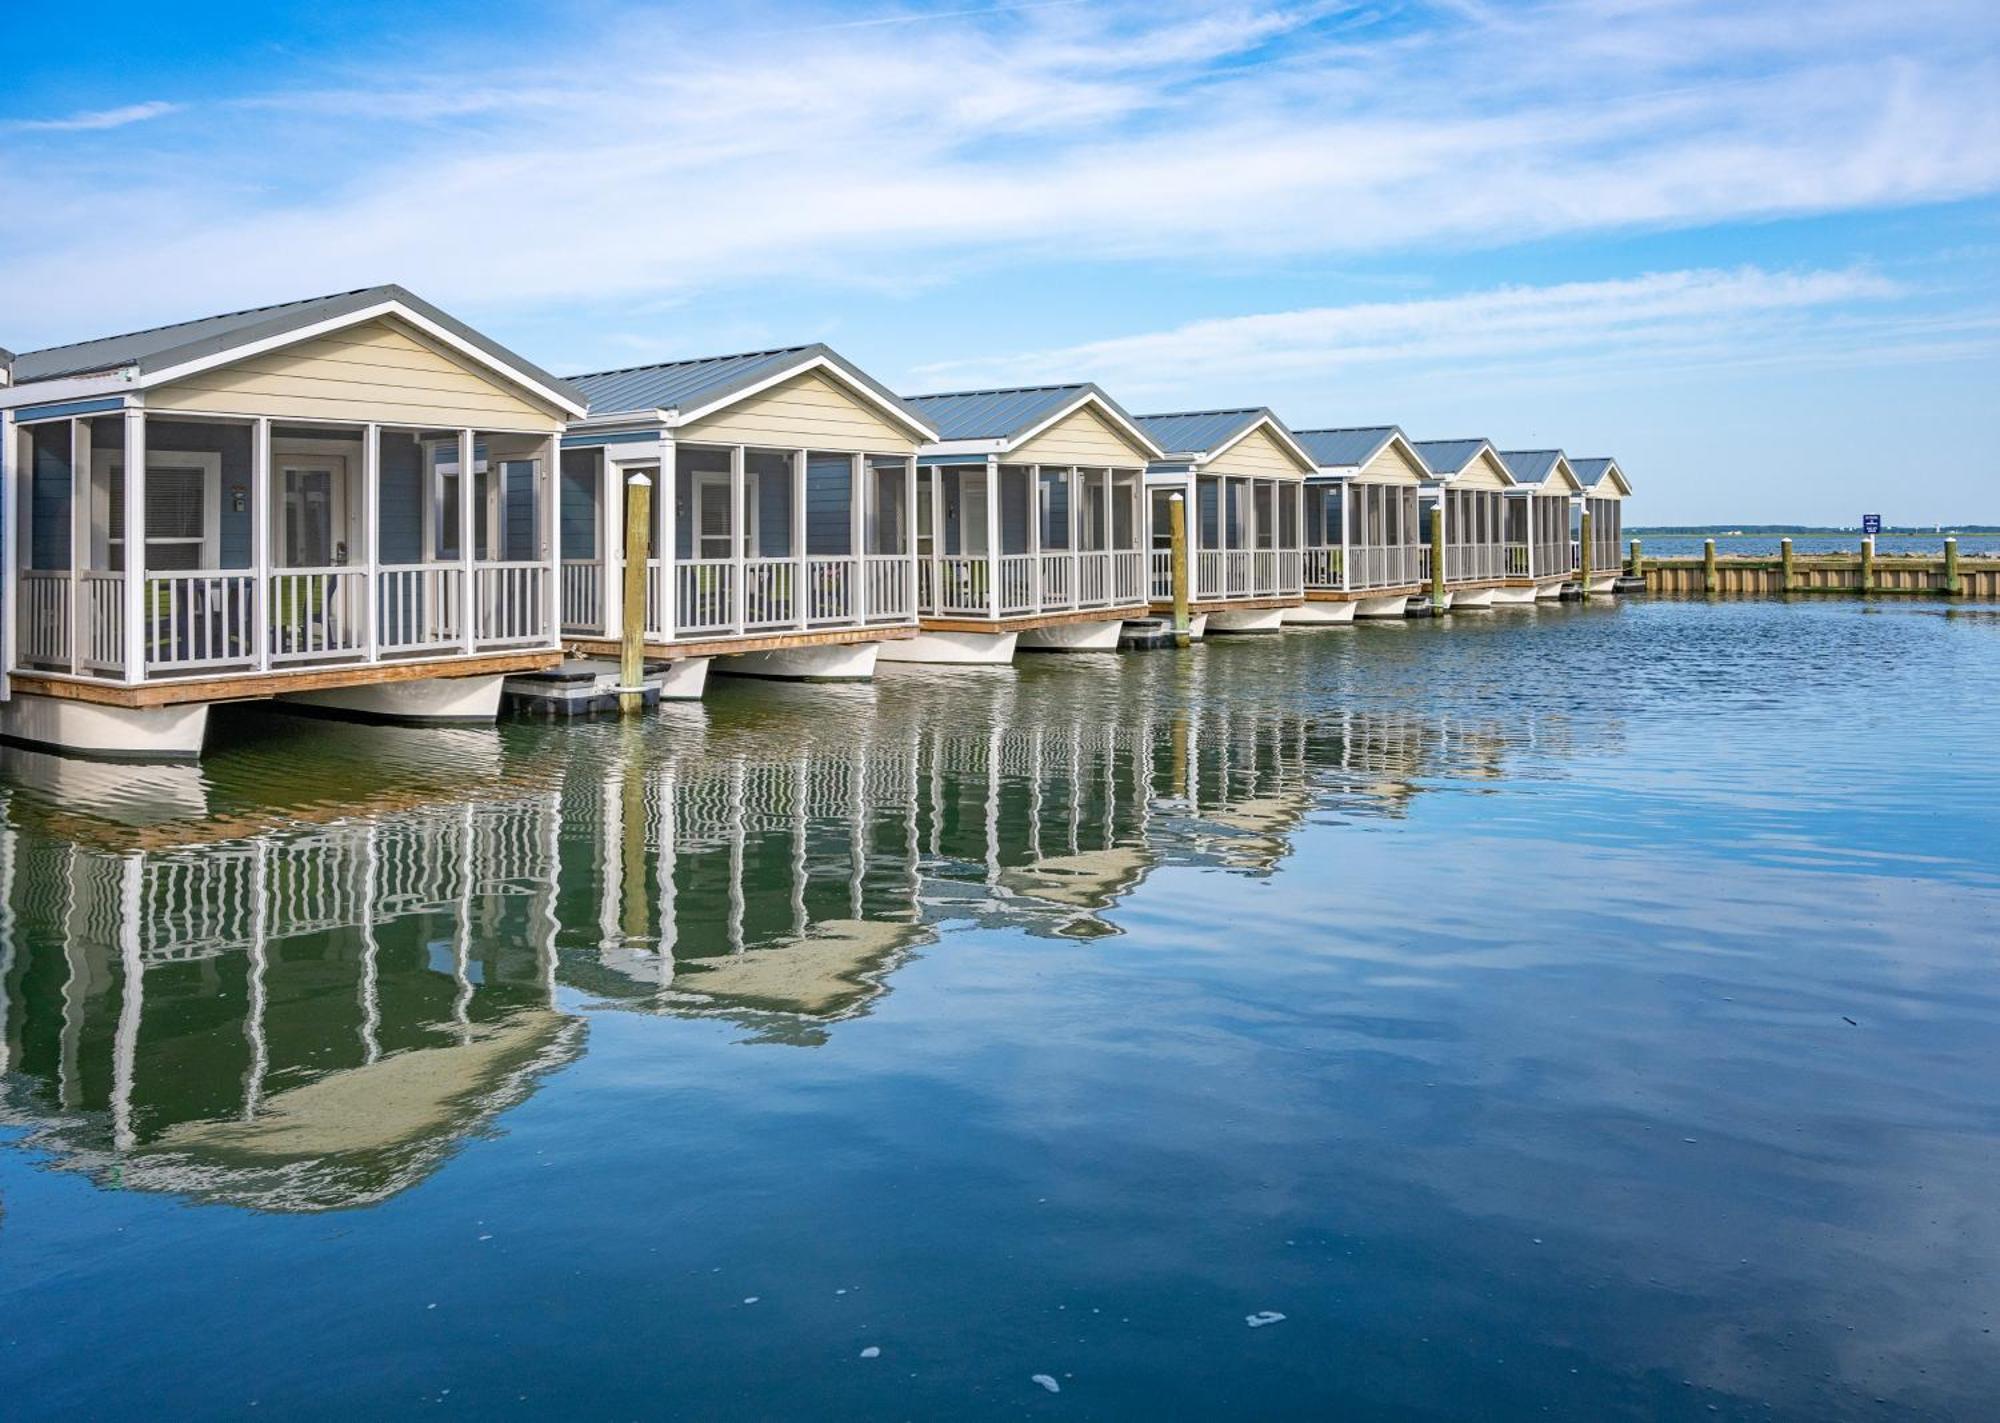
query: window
[{"left": 101, "top": 455, "right": 221, "bottom": 572}]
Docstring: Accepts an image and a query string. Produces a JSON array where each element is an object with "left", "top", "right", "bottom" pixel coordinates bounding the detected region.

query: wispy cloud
[
  {"left": 0, "top": 1, "right": 1997, "bottom": 344},
  {"left": 6, "top": 100, "right": 179, "bottom": 133}
]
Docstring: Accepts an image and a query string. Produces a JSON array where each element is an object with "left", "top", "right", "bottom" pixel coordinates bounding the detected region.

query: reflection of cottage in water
[{"left": 0, "top": 795, "right": 581, "bottom": 1210}]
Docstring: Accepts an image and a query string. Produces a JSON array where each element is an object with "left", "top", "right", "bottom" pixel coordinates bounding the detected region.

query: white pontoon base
[
  {"left": 1588, "top": 574, "right": 1619, "bottom": 594},
  {"left": 1491, "top": 584, "right": 1539, "bottom": 605},
  {"left": 1355, "top": 593, "right": 1416, "bottom": 619},
  {"left": 0, "top": 694, "right": 212, "bottom": 763},
  {"left": 718, "top": 642, "right": 880, "bottom": 681},
  {"left": 277, "top": 674, "right": 506, "bottom": 725},
  {"left": 1018, "top": 619, "right": 1124, "bottom": 653},
  {"left": 1450, "top": 587, "right": 1498, "bottom": 609},
  {"left": 1206, "top": 606, "right": 1289, "bottom": 635},
  {"left": 1281, "top": 600, "right": 1357, "bottom": 626},
  {"left": 876, "top": 629, "right": 1020, "bottom": 666}
]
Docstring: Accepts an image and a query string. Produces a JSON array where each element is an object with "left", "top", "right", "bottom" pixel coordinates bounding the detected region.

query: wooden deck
[
  {"left": 566, "top": 624, "right": 917, "bottom": 662},
  {"left": 921, "top": 605, "right": 1149, "bottom": 635},
  {"left": 12, "top": 650, "right": 562, "bottom": 709}
]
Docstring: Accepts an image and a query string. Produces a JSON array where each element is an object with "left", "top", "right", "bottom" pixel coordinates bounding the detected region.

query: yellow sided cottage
[
  {"left": 1569, "top": 457, "right": 1634, "bottom": 595},
  {"left": 1411, "top": 439, "right": 1518, "bottom": 610},
  {"left": 1289, "top": 426, "right": 1433, "bottom": 621},
  {"left": 1134, "top": 408, "right": 1312, "bottom": 636},
  {"left": 886, "top": 384, "right": 1160, "bottom": 664},
  {"left": 544, "top": 344, "right": 935, "bottom": 702},
  {"left": 1495, "top": 449, "right": 1584, "bottom": 602},
  {"left": 0, "top": 286, "right": 585, "bottom": 760}
]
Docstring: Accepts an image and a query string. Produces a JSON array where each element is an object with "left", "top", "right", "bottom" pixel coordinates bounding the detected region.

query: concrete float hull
[
  {"left": 876, "top": 629, "right": 1019, "bottom": 666},
  {"left": 1282, "top": 601, "right": 1356, "bottom": 626},
  {"left": 1452, "top": 587, "right": 1498, "bottom": 609},
  {"left": 0, "top": 693, "right": 212, "bottom": 762},
  {"left": 1535, "top": 581, "right": 1567, "bottom": 601},
  {"left": 1588, "top": 574, "right": 1618, "bottom": 595},
  {"left": 1355, "top": 593, "right": 1415, "bottom": 619},
  {"left": 1018, "top": 619, "right": 1123, "bottom": 653},
  {"left": 657, "top": 658, "right": 711, "bottom": 698},
  {"left": 1207, "top": 606, "right": 1288, "bottom": 635},
  {"left": 720, "top": 641, "right": 879, "bottom": 681},
  {"left": 1491, "top": 585, "right": 1540, "bottom": 605},
  {"left": 280, "top": 674, "right": 505, "bottom": 724}
]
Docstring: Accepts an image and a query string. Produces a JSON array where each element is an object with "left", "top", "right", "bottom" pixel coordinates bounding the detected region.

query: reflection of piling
[
  {"left": 621, "top": 725, "right": 649, "bottom": 943},
  {"left": 620, "top": 474, "right": 652, "bottom": 715},
  {"left": 1169, "top": 492, "right": 1191, "bottom": 647}
]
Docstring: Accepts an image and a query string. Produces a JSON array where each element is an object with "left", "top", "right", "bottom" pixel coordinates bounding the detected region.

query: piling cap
[{"left": 626, "top": 472, "right": 652, "bottom": 486}]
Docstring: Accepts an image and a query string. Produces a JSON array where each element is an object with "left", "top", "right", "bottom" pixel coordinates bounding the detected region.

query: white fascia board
[
  {"left": 1007, "top": 391, "right": 1168, "bottom": 462},
  {"left": 670, "top": 353, "right": 939, "bottom": 442},
  {"left": 921, "top": 438, "right": 1008, "bottom": 457},
  {"left": 568, "top": 408, "right": 672, "bottom": 432},
  {"left": 1204, "top": 414, "right": 1318, "bottom": 475},
  {"left": 0, "top": 373, "right": 135, "bottom": 413},
  {"left": 137, "top": 300, "right": 590, "bottom": 419}
]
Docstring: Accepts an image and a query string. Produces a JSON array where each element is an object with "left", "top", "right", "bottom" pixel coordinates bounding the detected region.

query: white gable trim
[
  {"left": 135, "top": 300, "right": 588, "bottom": 419},
  {"left": 670, "top": 353, "right": 938, "bottom": 442},
  {"left": 1007, "top": 390, "right": 1167, "bottom": 462},
  {"left": 1204, "top": 413, "right": 1316, "bottom": 473}
]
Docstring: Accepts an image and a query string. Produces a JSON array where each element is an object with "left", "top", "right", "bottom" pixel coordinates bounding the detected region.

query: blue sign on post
[{"left": 1862, "top": 513, "right": 1882, "bottom": 536}]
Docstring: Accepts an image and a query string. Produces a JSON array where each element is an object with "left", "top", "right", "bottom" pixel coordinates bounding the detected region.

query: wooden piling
[
  {"left": 1430, "top": 504, "right": 1447, "bottom": 613},
  {"left": 1944, "top": 537, "right": 1961, "bottom": 596},
  {"left": 1703, "top": 538, "right": 1717, "bottom": 594},
  {"left": 1860, "top": 535, "right": 1875, "bottom": 595},
  {"left": 1169, "top": 492, "right": 1191, "bottom": 648},
  {"left": 620, "top": 473, "right": 652, "bottom": 715},
  {"left": 1578, "top": 509, "right": 1593, "bottom": 601},
  {"left": 1780, "top": 537, "right": 1794, "bottom": 593},
  {"left": 1628, "top": 538, "right": 1642, "bottom": 578}
]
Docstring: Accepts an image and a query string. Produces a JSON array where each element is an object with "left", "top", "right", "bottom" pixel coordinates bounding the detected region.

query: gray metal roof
[
  {"left": 904, "top": 384, "right": 1105, "bottom": 443},
  {"left": 568, "top": 343, "right": 931, "bottom": 437},
  {"left": 1409, "top": 438, "right": 1491, "bottom": 478},
  {"left": 1293, "top": 425, "right": 1400, "bottom": 470},
  {"left": 10, "top": 285, "right": 584, "bottom": 409},
  {"left": 1570, "top": 456, "right": 1629, "bottom": 491},
  {"left": 1498, "top": 449, "right": 1565, "bottom": 489},
  {"left": 1134, "top": 409, "right": 1274, "bottom": 459}
]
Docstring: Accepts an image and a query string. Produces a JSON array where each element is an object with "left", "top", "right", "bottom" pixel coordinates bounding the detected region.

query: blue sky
[{"left": 4, "top": 0, "right": 1997, "bottom": 523}]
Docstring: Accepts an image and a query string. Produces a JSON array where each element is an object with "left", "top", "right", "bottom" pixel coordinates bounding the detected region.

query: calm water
[
  {"left": 4, "top": 599, "right": 1999, "bottom": 1420},
  {"left": 1637, "top": 534, "right": 2000, "bottom": 558}
]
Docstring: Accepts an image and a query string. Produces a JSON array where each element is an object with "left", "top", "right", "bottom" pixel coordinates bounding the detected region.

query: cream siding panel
[
  {"left": 145, "top": 319, "right": 562, "bottom": 429},
  {"left": 1455, "top": 450, "right": 1512, "bottom": 491},
  {"left": 678, "top": 369, "right": 916, "bottom": 454},
  {"left": 1008, "top": 403, "right": 1151, "bottom": 468},
  {"left": 1358, "top": 440, "right": 1428, "bottom": 486},
  {"left": 1206, "top": 424, "right": 1309, "bottom": 479}
]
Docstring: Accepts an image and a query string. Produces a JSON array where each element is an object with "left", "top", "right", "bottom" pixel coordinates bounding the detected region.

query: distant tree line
[{"left": 1630, "top": 524, "right": 2000, "bottom": 536}]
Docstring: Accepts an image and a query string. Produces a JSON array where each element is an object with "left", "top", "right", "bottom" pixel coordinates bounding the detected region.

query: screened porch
[
  {"left": 1300, "top": 481, "right": 1425, "bottom": 592},
  {"left": 1147, "top": 475, "right": 1303, "bottom": 603},
  {"left": 13, "top": 411, "right": 557, "bottom": 682},
  {"left": 1434, "top": 487, "right": 1507, "bottom": 585},
  {"left": 1505, "top": 492, "right": 1574, "bottom": 580},
  {"left": 559, "top": 443, "right": 916, "bottom": 643},
  {"left": 916, "top": 463, "right": 1147, "bottom": 621}
]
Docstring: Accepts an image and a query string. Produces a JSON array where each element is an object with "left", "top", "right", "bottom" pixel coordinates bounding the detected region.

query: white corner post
[
  {"left": 1, "top": 409, "right": 16, "bottom": 698},
  {"left": 657, "top": 438, "right": 677, "bottom": 640},
  {"left": 985, "top": 454, "right": 1001, "bottom": 620},
  {"left": 251, "top": 418, "right": 271, "bottom": 670},
  {"left": 848, "top": 451, "right": 864, "bottom": 622},
  {"left": 543, "top": 430, "right": 561, "bottom": 646},
  {"left": 1027, "top": 464, "right": 1043, "bottom": 613},
  {"left": 68, "top": 418, "right": 90, "bottom": 676},
  {"left": 905, "top": 454, "right": 919, "bottom": 621},
  {"left": 458, "top": 428, "right": 476, "bottom": 654},
  {"left": 362, "top": 423, "right": 381, "bottom": 662},
  {"left": 121, "top": 409, "right": 146, "bottom": 684},
  {"left": 793, "top": 448, "right": 809, "bottom": 630},
  {"left": 597, "top": 447, "right": 621, "bottom": 640},
  {"left": 729, "top": 444, "right": 747, "bottom": 635}
]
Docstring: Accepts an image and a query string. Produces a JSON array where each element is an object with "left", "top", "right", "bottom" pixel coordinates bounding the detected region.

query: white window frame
[{"left": 92, "top": 448, "right": 223, "bottom": 572}]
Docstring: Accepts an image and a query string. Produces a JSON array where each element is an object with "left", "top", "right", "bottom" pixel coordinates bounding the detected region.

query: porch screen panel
[
  {"left": 868, "top": 457, "right": 909, "bottom": 554},
  {"left": 1110, "top": 478, "right": 1133, "bottom": 550},
  {"left": 805, "top": 452, "right": 852, "bottom": 556},
  {"left": 27, "top": 422, "right": 73, "bottom": 570},
  {"left": 559, "top": 449, "right": 598, "bottom": 559},
  {"left": 998, "top": 465, "right": 1030, "bottom": 556},
  {"left": 1279, "top": 485, "right": 1297, "bottom": 547},
  {"left": 1253, "top": 483, "right": 1274, "bottom": 548},
  {"left": 748, "top": 450, "right": 794, "bottom": 558},
  {"left": 677, "top": 447, "right": 731, "bottom": 561},
  {"left": 1151, "top": 488, "right": 1176, "bottom": 549},
  {"left": 1040, "top": 469, "right": 1070, "bottom": 550},
  {"left": 1198, "top": 479, "right": 1220, "bottom": 551},
  {"left": 382, "top": 433, "right": 428, "bottom": 563},
  {"left": 148, "top": 418, "right": 250, "bottom": 567},
  {"left": 503, "top": 459, "right": 538, "bottom": 562}
]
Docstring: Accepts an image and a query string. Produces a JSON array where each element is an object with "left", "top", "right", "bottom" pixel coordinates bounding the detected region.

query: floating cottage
[
  {"left": 890, "top": 384, "right": 1160, "bottom": 664},
  {"left": 0, "top": 286, "right": 585, "bottom": 760},
  {"left": 1495, "top": 449, "right": 1583, "bottom": 602},
  {"left": 1134, "top": 409, "right": 1311, "bottom": 635},
  {"left": 1569, "top": 457, "right": 1633, "bottom": 594},
  {"left": 1410, "top": 439, "right": 1518, "bottom": 610},
  {"left": 1289, "top": 426, "right": 1432, "bottom": 621},
  {"left": 552, "top": 345, "right": 936, "bottom": 695}
]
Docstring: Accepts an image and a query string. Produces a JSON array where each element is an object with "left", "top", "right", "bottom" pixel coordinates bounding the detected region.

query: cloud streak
[{"left": 5, "top": 100, "right": 179, "bottom": 133}]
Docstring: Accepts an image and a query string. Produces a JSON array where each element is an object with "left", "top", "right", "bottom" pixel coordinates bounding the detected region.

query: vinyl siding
[
  {"left": 1007, "top": 402, "right": 1151, "bottom": 468},
  {"left": 146, "top": 318, "right": 561, "bottom": 429},
  {"left": 560, "top": 450, "right": 599, "bottom": 559},
  {"left": 1359, "top": 439, "right": 1429, "bottom": 486},
  {"left": 678, "top": 368, "right": 917, "bottom": 455},
  {"left": 379, "top": 433, "right": 426, "bottom": 563},
  {"left": 805, "top": 453, "right": 853, "bottom": 556},
  {"left": 1206, "top": 423, "right": 1309, "bottom": 479},
  {"left": 1454, "top": 448, "right": 1512, "bottom": 491}
]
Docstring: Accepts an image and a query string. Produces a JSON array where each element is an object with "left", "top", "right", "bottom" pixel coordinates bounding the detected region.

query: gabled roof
[
  {"left": 1135, "top": 408, "right": 1314, "bottom": 470},
  {"left": 902, "top": 383, "right": 1163, "bottom": 459},
  {"left": 568, "top": 343, "right": 935, "bottom": 440},
  {"left": 9, "top": 284, "right": 586, "bottom": 415},
  {"left": 1410, "top": 438, "right": 1514, "bottom": 483},
  {"left": 1570, "top": 456, "right": 1634, "bottom": 496},
  {"left": 1293, "top": 425, "right": 1401, "bottom": 471},
  {"left": 1498, "top": 449, "right": 1583, "bottom": 493}
]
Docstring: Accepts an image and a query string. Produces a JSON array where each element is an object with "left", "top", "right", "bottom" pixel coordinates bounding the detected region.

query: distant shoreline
[{"left": 1631, "top": 527, "right": 2000, "bottom": 537}]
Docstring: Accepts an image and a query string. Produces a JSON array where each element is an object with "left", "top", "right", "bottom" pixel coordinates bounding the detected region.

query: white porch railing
[
  {"left": 379, "top": 564, "right": 463, "bottom": 653},
  {"left": 1196, "top": 550, "right": 1225, "bottom": 600},
  {"left": 1150, "top": 549, "right": 1173, "bottom": 600},
  {"left": 922, "top": 555, "right": 989, "bottom": 616},
  {"left": 19, "top": 571, "right": 71, "bottom": 667},
  {"left": 269, "top": 568, "right": 366, "bottom": 664},
  {"left": 145, "top": 571, "right": 256, "bottom": 672},
  {"left": 562, "top": 559, "right": 603, "bottom": 634},
  {"left": 1077, "top": 551, "right": 1110, "bottom": 607},
  {"left": 864, "top": 554, "right": 912, "bottom": 622},
  {"left": 1445, "top": 544, "right": 1504, "bottom": 583},
  {"left": 671, "top": 559, "right": 734, "bottom": 635},
  {"left": 1041, "top": 552, "right": 1076, "bottom": 609},
  {"left": 1349, "top": 544, "right": 1425, "bottom": 590},
  {"left": 1540, "top": 539, "right": 1572, "bottom": 577},
  {"left": 84, "top": 571, "right": 129, "bottom": 670},
  {"left": 744, "top": 558, "right": 797, "bottom": 629},
  {"left": 806, "top": 556, "right": 856, "bottom": 625},
  {"left": 475, "top": 562, "right": 545, "bottom": 646},
  {"left": 1504, "top": 544, "right": 1531, "bottom": 578},
  {"left": 1304, "top": 547, "right": 1342, "bottom": 589},
  {"left": 1278, "top": 549, "right": 1303, "bottom": 596},
  {"left": 1111, "top": 550, "right": 1145, "bottom": 604},
  {"left": 998, "top": 554, "right": 1035, "bottom": 614}
]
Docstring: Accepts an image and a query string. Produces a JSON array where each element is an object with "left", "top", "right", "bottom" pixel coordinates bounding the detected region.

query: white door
[
  {"left": 961, "top": 471, "right": 989, "bottom": 556},
  {"left": 281, "top": 462, "right": 348, "bottom": 566},
  {"left": 695, "top": 473, "right": 732, "bottom": 561}
]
